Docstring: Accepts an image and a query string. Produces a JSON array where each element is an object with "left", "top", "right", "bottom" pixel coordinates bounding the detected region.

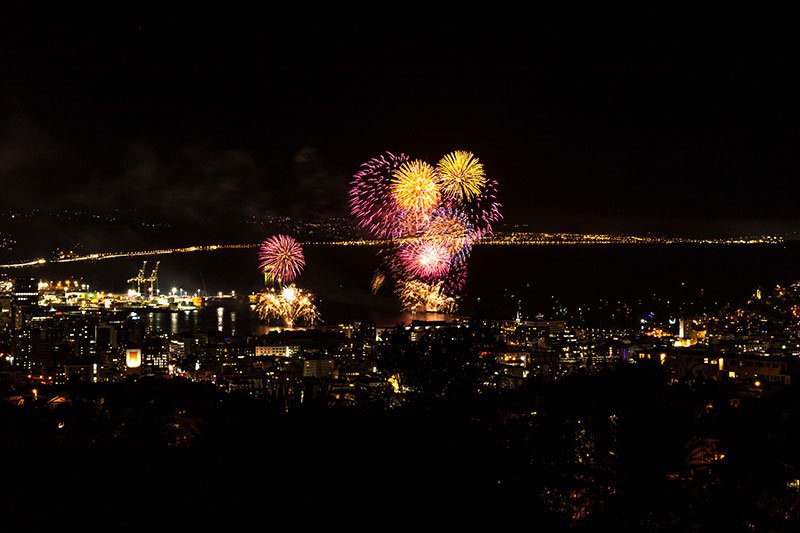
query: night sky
[{"left": 1, "top": 17, "right": 798, "bottom": 237}]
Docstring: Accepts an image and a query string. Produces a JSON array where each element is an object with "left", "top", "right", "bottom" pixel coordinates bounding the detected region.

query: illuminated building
[
  {"left": 255, "top": 345, "right": 300, "bottom": 357},
  {"left": 12, "top": 277, "right": 38, "bottom": 329},
  {"left": 126, "top": 347, "right": 142, "bottom": 369},
  {"left": 631, "top": 347, "right": 798, "bottom": 386},
  {"left": 495, "top": 351, "right": 530, "bottom": 387},
  {"left": 142, "top": 337, "right": 169, "bottom": 371},
  {"left": 11, "top": 327, "right": 34, "bottom": 370},
  {"left": 303, "top": 356, "right": 334, "bottom": 378}
]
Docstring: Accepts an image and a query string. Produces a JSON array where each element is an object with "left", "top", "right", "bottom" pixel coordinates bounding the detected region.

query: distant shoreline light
[{"left": 0, "top": 233, "right": 785, "bottom": 269}]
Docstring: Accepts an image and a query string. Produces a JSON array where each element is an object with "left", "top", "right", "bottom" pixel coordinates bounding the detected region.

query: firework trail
[{"left": 371, "top": 270, "right": 386, "bottom": 294}]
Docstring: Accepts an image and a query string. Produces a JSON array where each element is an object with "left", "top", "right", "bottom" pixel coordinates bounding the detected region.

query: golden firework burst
[
  {"left": 391, "top": 160, "right": 440, "bottom": 215},
  {"left": 436, "top": 150, "right": 486, "bottom": 201},
  {"left": 396, "top": 279, "right": 457, "bottom": 313}
]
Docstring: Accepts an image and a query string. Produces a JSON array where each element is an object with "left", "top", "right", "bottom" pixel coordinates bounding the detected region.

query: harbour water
[{"left": 9, "top": 243, "right": 800, "bottom": 330}]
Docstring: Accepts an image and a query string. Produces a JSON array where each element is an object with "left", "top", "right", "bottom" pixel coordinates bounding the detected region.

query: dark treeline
[{"left": 3, "top": 327, "right": 800, "bottom": 530}]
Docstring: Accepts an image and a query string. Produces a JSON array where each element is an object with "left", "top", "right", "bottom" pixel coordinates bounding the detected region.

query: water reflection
[
  {"left": 141, "top": 306, "right": 263, "bottom": 336},
  {"left": 139, "top": 307, "right": 448, "bottom": 337}
]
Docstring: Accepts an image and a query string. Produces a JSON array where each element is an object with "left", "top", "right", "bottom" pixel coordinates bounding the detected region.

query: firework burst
[
  {"left": 424, "top": 206, "right": 474, "bottom": 257},
  {"left": 351, "top": 149, "right": 501, "bottom": 313},
  {"left": 397, "top": 240, "right": 452, "bottom": 280},
  {"left": 396, "top": 279, "right": 457, "bottom": 314},
  {"left": 391, "top": 160, "right": 440, "bottom": 216},
  {"left": 436, "top": 150, "right": 486, "bottom": 201},
  {"left": 349, "top": 152, "right": 409, "bottom": 238},
  {"left": 255, "top": 284, "right": 319, "bottom": 328},
  {"left": 258, "top": 235, "right": 305, "bottom": 284}
]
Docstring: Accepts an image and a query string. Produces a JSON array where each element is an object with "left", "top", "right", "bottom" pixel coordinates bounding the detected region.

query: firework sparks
[
  {"left": 441, "top": 257, "right": 469, "bottom": 294},
  {"left": 396, "top": 279, "right": 457, "bottom": 313},
  {"left": 462, "top": 178, "right": 503, "bottom": 239},
  {"left": 255, "top": 284, "right": 319, "bottom": 328},
  {"left": 258, "top": 235, "right": 305, "bottom": 284},
  {"left": 391, "top": 160, "right": 440, "bottom": 216},
  {"left": 436, "top": 150, "right": 486, "bottom": 201}
]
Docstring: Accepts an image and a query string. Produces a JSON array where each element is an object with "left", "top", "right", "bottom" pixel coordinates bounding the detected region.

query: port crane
[
  {"left": 145, "top": 261, "right": 160, "bottom": 295},
  {"left": 127, "top": 261, "right": 148, "bottom": 295}
]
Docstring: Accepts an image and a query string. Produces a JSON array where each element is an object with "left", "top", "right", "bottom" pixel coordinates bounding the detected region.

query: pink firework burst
[
  {"left": 258, "top": 234, "right": 306, "bottom": 284},
  {"left": 398, "top": 240, "right": 452, "bottom": 281}
]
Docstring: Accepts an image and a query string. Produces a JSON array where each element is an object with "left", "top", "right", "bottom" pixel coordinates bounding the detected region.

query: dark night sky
[{"left": 1, "top": 15, "right": 798, "bottom": 238}]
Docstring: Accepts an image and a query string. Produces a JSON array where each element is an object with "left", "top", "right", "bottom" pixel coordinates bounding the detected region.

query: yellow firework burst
[
  {"left": 391, "top": 160, "right": 440, "bottom": 215},
  {"left": 436, "top": 150, "right": 486, "bottom": 201}
]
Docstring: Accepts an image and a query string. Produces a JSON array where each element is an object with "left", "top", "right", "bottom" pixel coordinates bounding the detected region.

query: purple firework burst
[{"left": 349, "top": 152, "right": 409, "bottom": 238}]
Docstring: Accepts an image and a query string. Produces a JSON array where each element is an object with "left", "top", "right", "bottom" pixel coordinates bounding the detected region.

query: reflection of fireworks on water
[
  {"left": 397, "top": 240, "right": 451, "bottom": 280},
  {"left": 436, "top": 150, "right": 486, "bottom": 202},
  {"left": 391, "top": 160, "right": 440, "bottom": 216},
  {"left": 396, "top": 279, "right": 457, "bottom": 313},
  {"left": 255, "top": 284, "right": 319, "bottom": 328},
  {"left": 371, "top": 270, "right": 386, "bottom": 294},
  {"left": 258, "top": 235, "right": 305, "bottom": 284},
  {"left": 349, "top": 152, "right": 409, "bottom": 238}
]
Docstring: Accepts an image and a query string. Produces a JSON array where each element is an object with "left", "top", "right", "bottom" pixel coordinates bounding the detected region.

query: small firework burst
[
  {"left": 258, "top": 235, "right": 305, "bottom": 284},
  {"left": 255, "top": 284, "right": 319, "bottom": 328}
]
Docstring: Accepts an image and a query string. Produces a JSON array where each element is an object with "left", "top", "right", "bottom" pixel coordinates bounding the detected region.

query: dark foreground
[{"left": 3, "top": 366, "right": 800, "bottom": 531}]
